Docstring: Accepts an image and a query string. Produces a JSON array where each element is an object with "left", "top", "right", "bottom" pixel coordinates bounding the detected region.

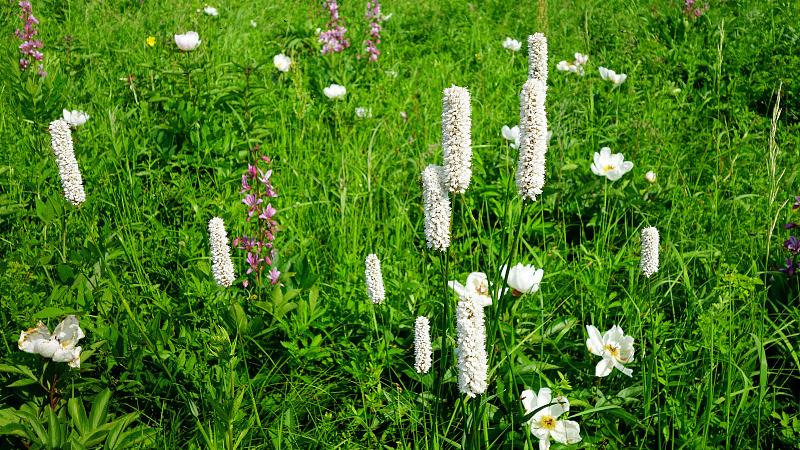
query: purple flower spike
[{"left": 15, "top": 0, "right": 45, "bottom": 77}]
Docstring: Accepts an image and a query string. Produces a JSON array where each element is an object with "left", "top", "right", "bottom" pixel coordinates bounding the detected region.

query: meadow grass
[{"left": 1, "top": 0, "right": 799, "bottom": 448}]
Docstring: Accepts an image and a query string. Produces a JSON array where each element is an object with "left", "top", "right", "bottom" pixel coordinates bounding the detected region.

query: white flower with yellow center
[
  {"left": 591, "top": 147, "right": 633, "bottom": 181},
  {"left": 586, "top": 324, "right": 635, "bottom": 377},
  {"left": 18, "top": 315, "right": 84, "bottom": 368},
  {"left": 521, "top": 388, "right": 581, "bottom": 449},
  {"left": 448, "top": 272, "right": 494, "bottom": 307}
]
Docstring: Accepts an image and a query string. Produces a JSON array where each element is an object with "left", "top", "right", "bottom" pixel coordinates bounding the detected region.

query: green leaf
[
  {"left": 89, "top": 390, "right": 111, "bottom": 430},
  {"left": 68, "top": 397, "right": 89, "bottom": 434}
]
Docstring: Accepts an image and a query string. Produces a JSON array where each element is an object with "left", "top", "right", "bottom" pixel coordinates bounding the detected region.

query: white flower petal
[
  {"left": 586, "top": 325, "right": 605, "bottom": 356},
  {"left": 550, "top": 420, "right": 581, "bottom": 444},
  {"left": 595, "top": 356, "right": 614, "bottom": 377}
]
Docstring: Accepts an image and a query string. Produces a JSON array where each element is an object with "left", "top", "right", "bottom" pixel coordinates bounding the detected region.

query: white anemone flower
[
  {"left": 591, "top": 147, "right": 633, "bottom": 181},
  {"left": 62, "top": 109, "right": 89, "bottom": 128},
  {"left": 501, "top": 125, "right": 520, "bottom": 149},
  {"left": 502, "top": 37, "right": 522, "bottom": 52},
  {"left": 521, "top": 388, "right": 582, "bottom": 449},
  {"left": 174, "top": 31, "right": 201, "bottom": 51},
  {"left": 500, "top": 263, "right": 543, "bottom": 296},
  {"left": 273, "top": 53, "right": 292, "bottom": 72},
  {"left": 18, "top": 316, "right": 84, "bottom": 368},
  {"left": 574, "top": 53, "right": 589, "bottom": 65},
  {"left": 323, "top": 83, "right": 346, "bottom": 99},
  {"left": 448, "top": 272, "right": 496, "bottom": 307},
  {"left": 586, "top": 324, "right": 635, "bottom": 377},
  {"left": 598, "top": 66, "right": 627, "bottom": 86},
  {"left": 203, "top": 6, "right": 219, "bottom": 16}
]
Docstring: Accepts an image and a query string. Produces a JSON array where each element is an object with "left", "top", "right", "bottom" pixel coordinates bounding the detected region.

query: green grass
[{"left": 1, "top": 0, "right": 800, "bottom": 448}]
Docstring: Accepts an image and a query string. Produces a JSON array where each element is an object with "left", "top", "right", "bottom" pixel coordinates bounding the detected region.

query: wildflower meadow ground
[{"left": 1, "top": 0, "right": 800, "bottom": 448}]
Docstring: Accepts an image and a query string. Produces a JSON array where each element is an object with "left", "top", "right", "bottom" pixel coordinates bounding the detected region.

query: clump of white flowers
[
  {"left": 414, "top": 316, "right": 432, "bottom": 374},
  {"left": 501, "top": 263, "right": 544, "bottom": 296},
  {"left": 18, "top": 315, "right": 84, "bottom": 368},
  {"left": 517, "top": 79, "right": 548, "bottom": 201},
  {"left": 521, "top": 388, "right": 582, "bottom": 449},
  {"left": 421, "top": 165, "right": 451, "bottom": 251},
  {"left": 598, "top": 66, "right": 627, "bottom": 86},
  {"left": 586, "top": 324, "right": 635, "bottom": 377},
  {"left": 556, "top": 52, "right": 589, "bottom": 75},
  {"left": 527, "top": 33, "right": 548, "bottom": 84},
  {"left": 323, "top": 83, "right": 347, "bottom": 99},
  {"left": 273, "top": 53, "right": 291, "bottom": 72},
  {"left": 441, "top": 85, "right": 472, "bottom": 194},
  {"left": 448, "top": 272, "right": 494, "bottom": 307},
  {"left": 62, "top": 109, "right": 89, "bottom": 128},
  {"left": 502, "top": 37, "right": 521, "bottom": 52},
  {"left": 455, "top": 297, "right": 488, "bottom": 397},
  {"left": 640, "top": 226, "right": 660, "bottom": 278},
  {"left": 49, "top": 119, "right": 86, "bottom": 206},
  {"left": 590, "top": 147, "right": 633, "bottom": 181},
  {"left": 208, "top": 217, "right": 235, "bottom": 287},
  {"left": 364, "top": 253, "right": 385, "bottom": 304}
]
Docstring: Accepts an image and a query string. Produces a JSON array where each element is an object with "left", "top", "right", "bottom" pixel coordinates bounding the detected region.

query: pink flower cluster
[
  {"left": 15, "top": 1, "right": 46, "bottom": 77},
  {"left": 319, "top": 0, "right": 350, "bottom": 54},
  {"left": 363, "top": 0, "right": 382, "bottom": 62},
  {"left": 683, "top": 0, "right": 709, "bottom": 18},
  {"left": 233, "top": 150, "right": 280, "bottom": 287}
]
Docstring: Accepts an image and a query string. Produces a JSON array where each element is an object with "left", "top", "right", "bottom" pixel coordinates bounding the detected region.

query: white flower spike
[
  {"left": 501, "top": 263, "right": 543, "bottom": 296},
  {"left": 441, "top": 85, "right": 473, "bottom": 194},
  {"left": 640, "top": 227, "right": 659, "bottom": 278},
  {"left": 208, "top": 217, "right": 235, "bottom": 287},
  {"left": 414, "top": 316, "right": 432, "bottom": 374},
  {"left": 456, "top": 298, "right": 488, "bottom": 397},
  {"left": 448, "top": 272, "right": 494, "bottom": 307},
  {"left": 586, "top": 324, "right": 635, "bottom": 377},
  {"left": 49, "top": 119, "right": 86, "bottom": 206},
  {"left": 521, "top": 388, "right": 582, "bottom": 449},
  {"left": 591, "top": 147, "right": 633, "bottom": 181},
  {"left": 527, "top": 33, "right": 548, "bottom": 84},
  {"left": 364, "top": 253, "right": 385, "bottom": 304},
  {"left": 517, "top": 79, "right": 548, "bottom": 201},
  {"left": 421, "top": 165, "right": 451, "bottom": 251}
]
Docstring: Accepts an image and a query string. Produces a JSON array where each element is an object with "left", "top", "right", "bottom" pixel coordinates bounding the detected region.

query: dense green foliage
[{"left": 1, "top": 0, "right": 799, "bottom": 448}]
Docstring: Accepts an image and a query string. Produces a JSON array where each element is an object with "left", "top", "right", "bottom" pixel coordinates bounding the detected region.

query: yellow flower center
[
  {"left": 603, "top": 164, "right": 615, "bottom": 172},
  {"left": 540, "top": 415, "right": 557, "bottom": 430},
  {"left": 604, "top": 343, "right": 621, "bottom": 359}
]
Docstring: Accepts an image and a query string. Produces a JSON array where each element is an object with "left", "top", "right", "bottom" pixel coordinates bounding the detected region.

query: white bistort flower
[
  {"left": 62, "top": 109, "right": 89, "bottom": 128},
  {"left": 364, "top": 253, "right": 385, "bottom": 304},
  {"left": 203, "top": 5, "right": 219, "bottom": 16},
  {"left": 591, "top": 147, "right": 633, "bottom": 181},
  {"left": 501, "top": 263, "right": 543, "bottom": 296},
  {"left": 456, "top": 298, "right": 488, "bottom": 397},
  {"left": 174, "top": 31, "right": 201, "bottom": 51},
  {"left": 501, "top": 125, "right": 520, "bottom": 149},
  {"left": 49, "top": 119, "right": 86, "bottom": 206},
  {"left": 208, "top": 217, "right": 235, "bottom": 287},
  {"left": 527, "top": 33, "right": 548, "bottom": 84},
  {"left": 640, "top": 227, "right": 659, "bottom": 278},
  {"left": 598, "top": 66, "right": 627, "bottom": 86},
  {"left": 323, "top": 83, "right": 346, "bottom": 99},
  {"left": 414, "top": 316, "right": 432, "bottom": 374},
  {"left": 441, "top": 85, "right": 472, "bottom": 194},
  {"left": 521, "top": 388, "right": 581, "bottom": 449},
  {"left": 421, "top": 164, "right": 451, "bottom": 251},
  {"left": 517, "top": 79, "right": 548, "bottom": 201},
  {"left": 448, "top": 272, "right": 494, "bottom": 307},
  {"left": 502, "top": 37, "right": 521, "bottom": 52},
  {"left": 586, "top": 325, "right": 635, "bottom": 377},
  {"left": 18, "top": 316, "right": 84, "bottom": 368},
  {"left": 273, "top": 53, "right": 291, "bottom": 72}
]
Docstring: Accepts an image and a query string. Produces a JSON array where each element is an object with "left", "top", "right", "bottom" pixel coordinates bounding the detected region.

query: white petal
[
  {"left": 537, "top": 436, "right": 551, "bottom": 450},
  {"left": 520, "top": 389, "right": 537, "bottom": 414},
  {"left": 612, "top": 359, "right": 633, "bottom": 377},
  {"left": 549, "top": 395, "right": 569, "bottom": 417},
  {"left": 536, "top": 388, "right": 552, "bottom": 408},
  {"left": 585, "top": 325, "right": 604, "bottom": 356},
  {"left": 448, "top": 281, "right": 467, "bottom": 298},
  {"left": 550, "top": 420, "right": 581, "bottom": 444},
  {"left": 595, "top": 357, "right": 614, "bottom": 377}
]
